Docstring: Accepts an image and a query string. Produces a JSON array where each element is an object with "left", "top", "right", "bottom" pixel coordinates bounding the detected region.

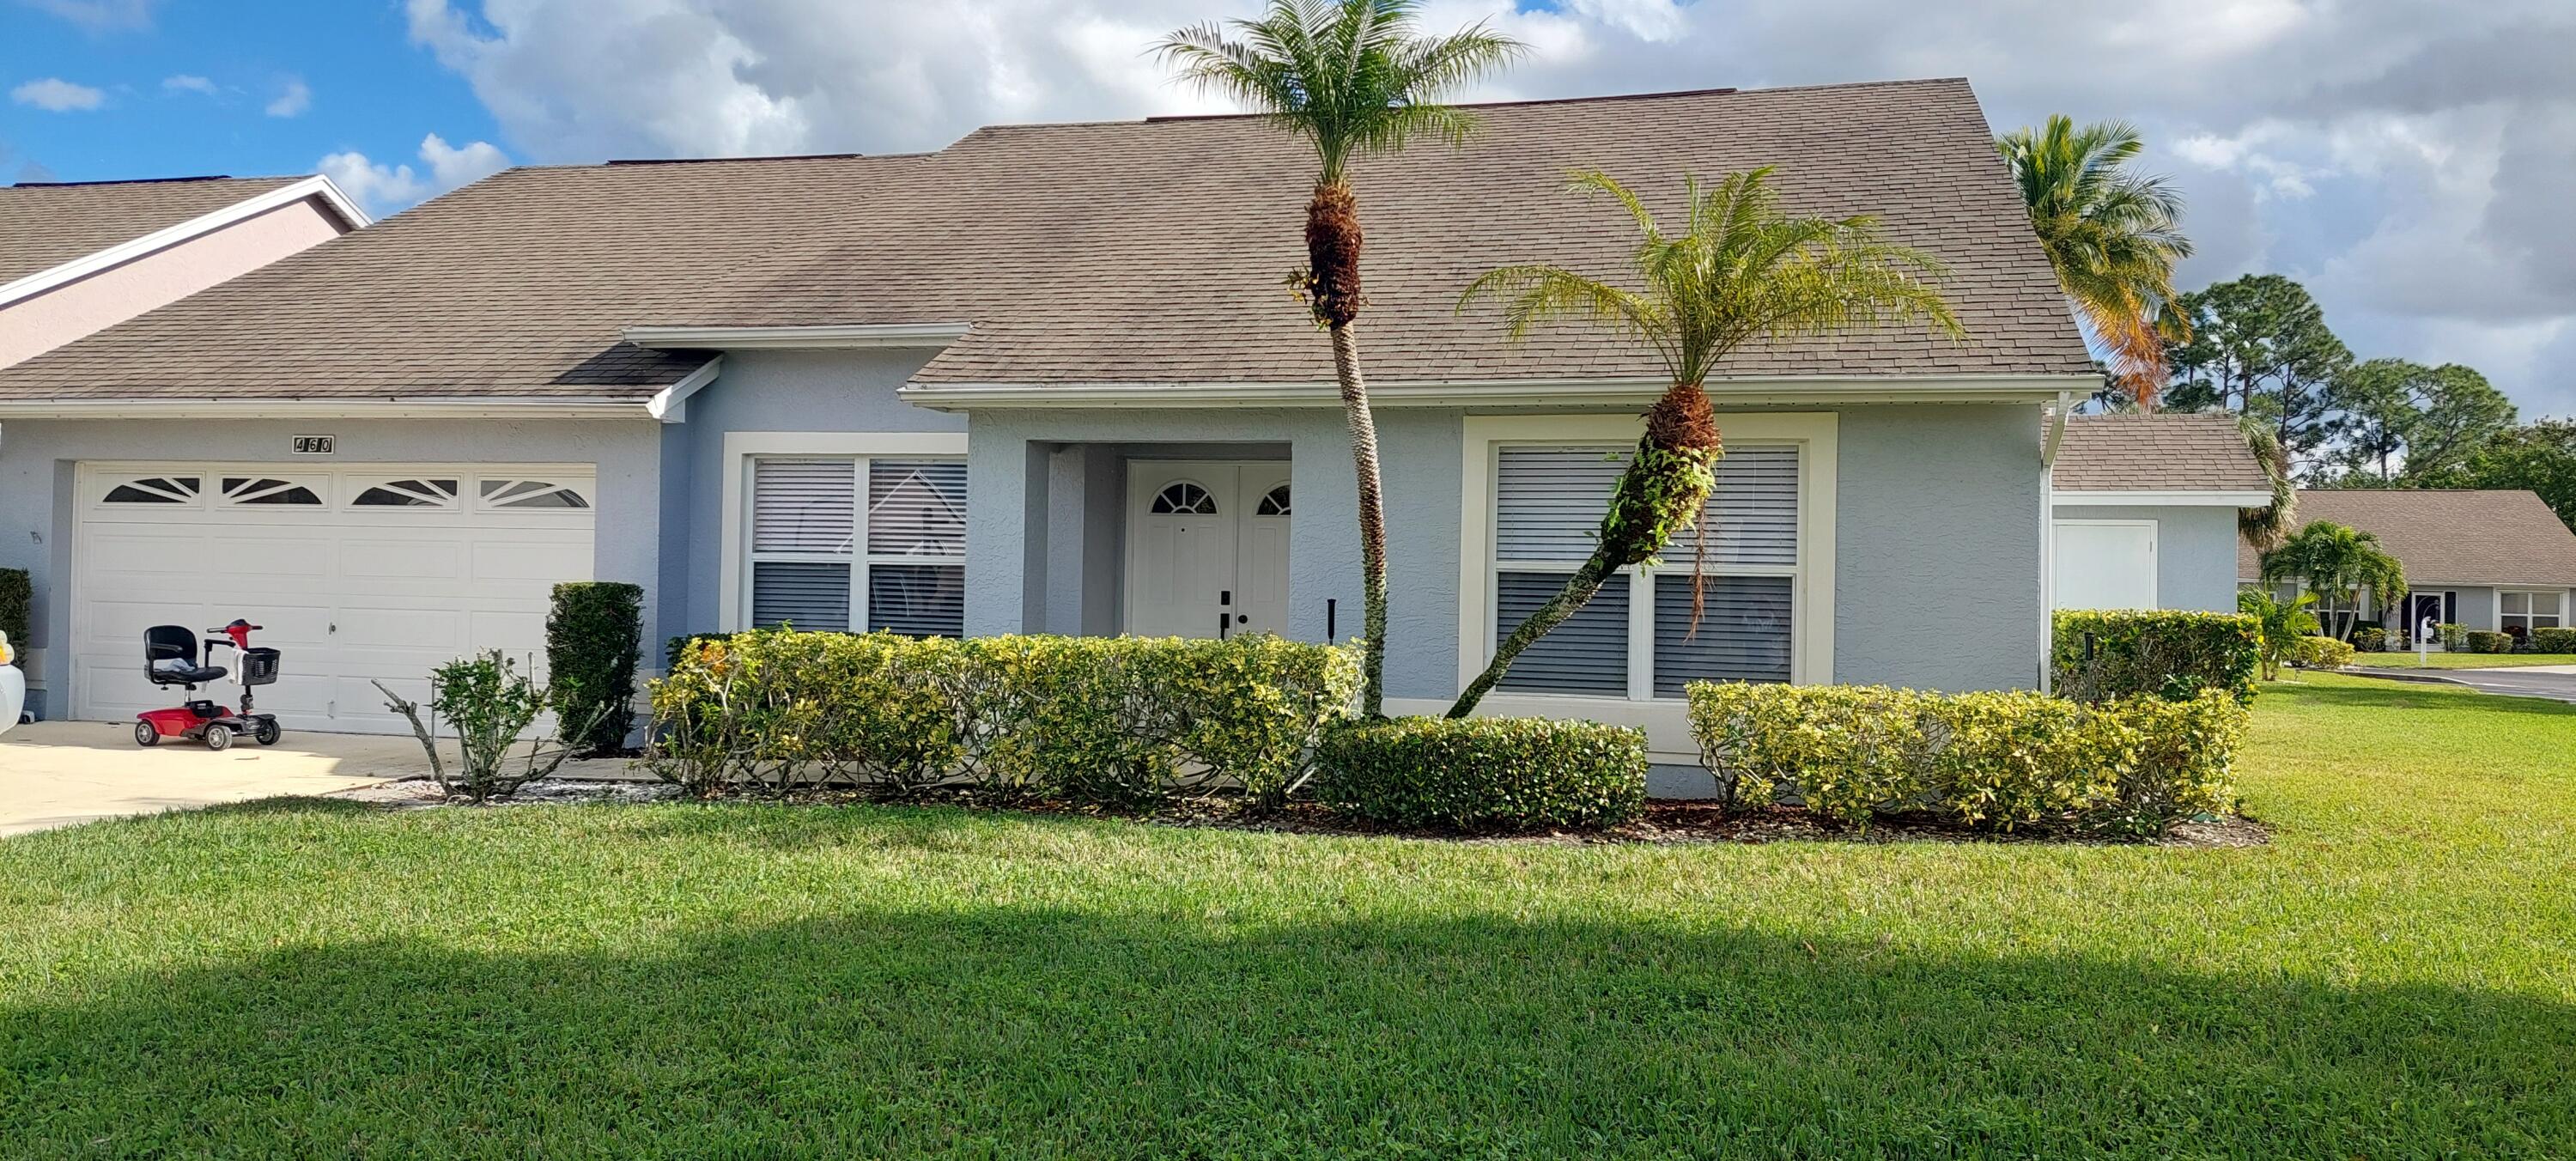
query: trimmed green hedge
[
  {"left": 0, "top": 568, "right": 27, "bottom": 660},
  {"left": 2351, "top": 626, "right": 2387, "bottom": 652},
  {"left": 648, "top": 629, "right": 1361, "bottom": 807},
  {"left": 1317, "top": 716, "right": 1646, "bottom": 831},
  {"left": 2052, "top": 610, "right": 2260, "bottom": 704},
  {"left": 2467, "top": 630, "right": 2514, "bottom": 654},
  {"left": 1686, "top": 682, "right": 2245, "bottom": 836},
  {"left": 547, "top": 582, "right": 644, "bottom": 756},
  {"left": 2293, "top": 635, "right": 2354, "bottom": 671},
  {"left": 2534, "top": 628, "right": 2576, "bottom": 653}
]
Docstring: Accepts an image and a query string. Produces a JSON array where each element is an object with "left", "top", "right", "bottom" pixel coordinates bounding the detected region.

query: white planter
[{"left": 0, "top": 664, "right": 22, "bottom": 738}]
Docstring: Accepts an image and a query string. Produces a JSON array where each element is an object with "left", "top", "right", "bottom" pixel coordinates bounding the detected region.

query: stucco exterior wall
[
  {"left": 0, "top": 416, "right": 662, "bottom": 717},
  {"left": 2053, "top": 502, "right": 2244, "bottom": 613},
  {"left": 0, "top": 198, "right": 349, "bottom": 368},
  {"left": 1832, "top": 404, "right": 2045, "bottom": 691}
]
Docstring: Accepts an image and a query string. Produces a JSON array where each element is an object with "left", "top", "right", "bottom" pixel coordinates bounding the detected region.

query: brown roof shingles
[
  {"left": 0, "top": 78, "right": 2091, "bottom": 404},
  {"left": 2237, "top": 489, "right": 2576, "bottom": 587},
  {"left": 0, "top": 175, "right": 311, "bottom": 287},
  {"left": 2052, "top": 412, "right": 2271, "bottom": 493}
]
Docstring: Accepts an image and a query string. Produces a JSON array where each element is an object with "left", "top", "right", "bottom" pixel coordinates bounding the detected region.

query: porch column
[{"left": 963, "top": 433, "right": 1051, "bottom": 636}]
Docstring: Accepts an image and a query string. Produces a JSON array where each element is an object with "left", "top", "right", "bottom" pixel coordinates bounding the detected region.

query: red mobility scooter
[{"left": 136, "top": 619, "right": 283, "bottom": 751}]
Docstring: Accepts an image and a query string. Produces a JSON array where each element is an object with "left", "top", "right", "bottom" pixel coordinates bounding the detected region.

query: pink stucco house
[{"left": 0, "top": 174, "right": 367, "bottom": 368}]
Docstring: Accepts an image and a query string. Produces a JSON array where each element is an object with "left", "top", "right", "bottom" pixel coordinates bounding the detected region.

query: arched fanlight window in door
[
  {"left": 1255, "top": 484, "right": 1291, "bottom": 516},
  {"left": 1150, "top": 481, "right": 1218, "bottom": 514}
]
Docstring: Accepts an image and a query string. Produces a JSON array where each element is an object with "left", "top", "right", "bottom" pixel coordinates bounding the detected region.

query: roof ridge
[{"left": 7, "top": 173, "right": 293, "bottom": 189}]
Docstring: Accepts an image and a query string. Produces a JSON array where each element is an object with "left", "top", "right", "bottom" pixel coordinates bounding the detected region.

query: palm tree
[
  {"left": 2259, "top": 520, "right": 2407, "bottom": 641},
  {"left": 2238, "top": 415, "right": 2298, "bottom": 553},
  {"left": 1447, "top": 168, "right": 1962, "bottom": 717},
  {"left": 1996, "top": 116, "right": 2193, "bottom": 407},
  {"left": 1158, "top": 0, "right": 1522, "bottom": 717}
]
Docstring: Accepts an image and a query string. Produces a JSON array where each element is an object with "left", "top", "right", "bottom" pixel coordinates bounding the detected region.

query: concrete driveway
[
  {"left": 2354, "top": 664, "right": 2576, "bottom": 704},
  {"left": 0, "top": 720, "right": 446, "bottom": 836}
]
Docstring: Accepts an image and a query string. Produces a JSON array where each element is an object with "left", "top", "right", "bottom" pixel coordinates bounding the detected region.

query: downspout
[{"left": 2038, "top": 392, "right": 2074, "bottom": 693}]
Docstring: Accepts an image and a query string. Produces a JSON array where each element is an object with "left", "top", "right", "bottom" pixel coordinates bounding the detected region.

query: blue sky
[
  {"left": 1, "top": 2, "right": 501, "bottom": 190},
  {"left": 5, "top": 0, "right": 2573, "bottom": 416}
]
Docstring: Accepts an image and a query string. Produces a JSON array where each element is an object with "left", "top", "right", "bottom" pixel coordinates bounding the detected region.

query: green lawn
[
  {"left": 4, "top": 674, "right": 2573, "bottom": 1157},
  {"left": 2351, "top": 651, "right": 2576, "bottom": 669}
]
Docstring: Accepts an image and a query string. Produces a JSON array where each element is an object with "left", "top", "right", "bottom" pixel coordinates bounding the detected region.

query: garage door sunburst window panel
[
  {"left": 1492, "top": 444, "right": 1799, "bottom": 699},
  {"left": 750, "top": 458, "right": 967, "bottom": 636}
]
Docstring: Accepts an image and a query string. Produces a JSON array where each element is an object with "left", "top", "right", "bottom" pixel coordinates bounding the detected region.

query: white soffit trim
[
  {"left": 0, "top": 397, "right": 651, "bottom": 420},
  {"left": 623, "top": 323, "right": 972, "bottom": 350},
  {"left": 898, "top": 374, "right": 2098, "bottom": 410},
  {"left": 647, "top": 356, "right": 725, "bottom": 423},
  {"left": 0, "top": 174, "right": 371, "bottom": 308},
  {"left": 2053, "top": 489, "right": 2275, "bottom": 508}
]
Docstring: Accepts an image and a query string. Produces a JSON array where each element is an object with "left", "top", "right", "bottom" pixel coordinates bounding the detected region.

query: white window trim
[
  {"left": 1438, "top": 413, "right": 1836, "bottom": 756},
  {"left": 717, "top": 431, "right": 970, "bottom": 631},
  {"left": 2499, "top": 588, "right": 2567, "bottom": 634},
  {"left": 2050, "top": 518, "right": 2160, "bottom": 611}
]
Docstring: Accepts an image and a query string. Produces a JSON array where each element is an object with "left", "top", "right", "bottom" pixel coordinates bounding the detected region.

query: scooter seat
[{"left": 150, "top": 659, "right": 228, "bottom": 684}]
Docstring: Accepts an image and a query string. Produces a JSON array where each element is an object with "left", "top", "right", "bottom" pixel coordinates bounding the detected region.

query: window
[
  {"left": 2502, "top": 590, "right": 2565, "bottom": 635},
  {"left": 221, "top": 477, "right": 323, "bottom": 505},
  {"left": 747, "top": 457, "right": 967, "bottom": 636},
  {"left": 1255, "top": 485, "right": 1291, "bottom": 516},
  {"left": 1491, "top": 443, "right": 1801, "bottom": 698},
  {"left": 104, "top": 476, "right": 199, "bottom": 504},
  {"left": 352, "top": 479, "right": 460, "bottom": 508},
  {"left": 1150, "top": 482, "right": 1218, "bottom": 514},
  {"left": 481, "top": 479, "right": 590, "bottom": 509}
]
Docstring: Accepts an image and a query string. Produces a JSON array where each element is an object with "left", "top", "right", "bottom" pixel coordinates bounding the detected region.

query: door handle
[{"left": 1218, "top": 611, "right": 1230, "bottom": 640}]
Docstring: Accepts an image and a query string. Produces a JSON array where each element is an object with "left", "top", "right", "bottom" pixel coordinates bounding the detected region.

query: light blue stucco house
[{"left": 0, "top": 79, "right": 2266, "bottom": 760}]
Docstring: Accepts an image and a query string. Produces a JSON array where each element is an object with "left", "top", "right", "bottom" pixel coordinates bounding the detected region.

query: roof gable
[
  {"left": 2239, "top": 489, "right": 2576, "bottom": 586},
  {"left": 2052, "top": 412, "right": 2270, "bottom": 493}
]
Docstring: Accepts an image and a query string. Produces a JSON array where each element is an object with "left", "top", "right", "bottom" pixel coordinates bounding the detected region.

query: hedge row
[
  {"left": 2293, "top": 635, "right": 2354, "bottom": 671},
  {"left": 0, "top": 568, "right": 27, "bottom": 660},
  {"left": 1318, "top": 716, "right": 1646, "bottom": 830},
  {"left": 2535, "top": 627, "right": 2576, "bottom": 653},
  {"left": 2466, "top": 630, "right": 2514, "bottom": 654},
  {"left": 2051, "top": 610, "right": 2261, "bottom": 704},
  {"left": 647, "top": 629, "right": 1361, "bottom": 807},
  {"left": 1686, "top": 683, "right": 2244, "bottom": 836}
]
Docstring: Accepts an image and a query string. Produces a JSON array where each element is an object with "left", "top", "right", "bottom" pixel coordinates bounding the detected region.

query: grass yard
[
  {"left": 3, "top": 673, "right": 2573, "bottom": 1157},
  {"left": 2351, "top": 651, "right": 2576, "bottom": 670}
]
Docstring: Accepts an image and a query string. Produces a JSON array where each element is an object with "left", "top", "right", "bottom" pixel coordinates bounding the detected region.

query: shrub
[
  {"left": 0, "top": 568, "right": 27, "bottom": 660},
  {"left": 2351, "top": 626, "right": 2387, "bottom": 652},
  {"left": 2533, "top": 627, "right": 2576, "bottom": 653},
  {"left": 646, "top": 630, "right": 1362, "bottom": 808},
  {"left": 1317, "top": 716, "right": 1646, "bottom": 830},
  {"left": 1686, "top": 682, "right": 2245, "bottom": 836},
  {"left": 2293, "top": 635, "right": 2354, "bottom": 671},
  {"left": 374, "top": 651, "right": 600, "bottom": 802},
  {"left": 547, "top": 581, "right": 644, "bottom": 757},
  {"left": 2052, "top": 610, "right": 2261, "bottom": 704},
  {"left": 2438, "top": 623, "right": 2469, "bottom": 651},
  {"left": 2466, "top": 630, "right": 2514, "bottom": 654}
]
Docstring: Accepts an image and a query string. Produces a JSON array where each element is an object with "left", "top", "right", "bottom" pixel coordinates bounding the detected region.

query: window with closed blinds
[
  {"left": 749, "top": 456, "right": 968, "bottom": 635},
  {"left": 1492, "top": 441, "right": 1799, "bottom": 698}
]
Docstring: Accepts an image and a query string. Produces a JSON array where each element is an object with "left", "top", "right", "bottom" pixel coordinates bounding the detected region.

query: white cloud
[
  {"left": 9, "top": 77, "right": 106, "bottom": 112},
  {"left": 318, "top": 132, "right": 511, "bottom": 214},
  {"left": 264, "top": 76, "right": 312, "bottom": 118},
  {"left": 161, "top": 73, "right": 218, "bottom": 96},
  {"left": 21, "top": 0, "right": 158, "bottom": 33}
]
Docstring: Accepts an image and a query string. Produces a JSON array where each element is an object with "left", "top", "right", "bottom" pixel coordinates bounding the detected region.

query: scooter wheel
[
  {"left": 253, "top": 720, "right": 283, "bottom": 746},
  {"left": 135, "top": 720, "right": 161, "bottom": 747},
  {"left": 204, "top": 724, "right": 234, "bottom": 752}
]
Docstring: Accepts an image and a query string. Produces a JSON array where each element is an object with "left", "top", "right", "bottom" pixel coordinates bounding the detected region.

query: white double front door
[{"left": 1124, "top": 461, "right": 1291, "bottom": 640}]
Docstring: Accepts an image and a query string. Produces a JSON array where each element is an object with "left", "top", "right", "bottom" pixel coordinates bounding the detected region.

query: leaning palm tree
[
  {"left": 1448, "top": 168, "right": 1962, "bottom": 717},
  {"left": 1996, "top": 116, "right": 2193, "bottom": 407},
  {"left": 2259, "top": 520, "right": 2407, "bottom": 641},
  {"left": 1158, "top": 0, "right": 1522, "bottom": 717},
  {"left": 2238, "top": 415, "right": 2298, "bottom": 552}
]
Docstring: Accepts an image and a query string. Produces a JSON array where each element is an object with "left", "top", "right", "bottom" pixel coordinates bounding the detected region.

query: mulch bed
[{"left": 337, "top": 778, "right": 2269, "bottom": 848}]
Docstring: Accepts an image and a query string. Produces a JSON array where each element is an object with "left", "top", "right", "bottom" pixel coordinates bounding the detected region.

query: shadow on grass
[
  {"left": 5, "top": 906, "right": 2567, "bottom": 1156},
  {"left": 2281, "top": 675, "right": 2576, "bottom": 715}
]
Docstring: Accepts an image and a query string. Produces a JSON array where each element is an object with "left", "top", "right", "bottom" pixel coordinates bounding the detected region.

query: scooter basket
[{"left": 239, "top": 647, "right": 282, "bottom": 686}]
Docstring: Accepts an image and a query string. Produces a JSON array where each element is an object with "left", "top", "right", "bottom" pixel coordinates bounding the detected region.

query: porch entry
[
  {"left": 2402, "top": 591, "right": 2458, "bottom": 646},
  {"left": 1124, "top": 461, "right": 1291, "bottom": 639}
]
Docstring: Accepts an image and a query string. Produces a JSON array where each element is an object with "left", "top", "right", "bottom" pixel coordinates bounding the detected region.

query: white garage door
[
  {"left": 72, "top": 465, "right": 595, "bottom": 733},
  {"left": 2052, "top": 519, "right": 2159, "bottom": 611}
]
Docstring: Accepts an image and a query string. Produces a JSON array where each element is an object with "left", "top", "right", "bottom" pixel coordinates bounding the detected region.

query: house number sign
[{"left": 291, "top": 435, "right": 337, "bottom": 455}]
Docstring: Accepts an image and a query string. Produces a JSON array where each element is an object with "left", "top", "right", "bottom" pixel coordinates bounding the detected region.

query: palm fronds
[{"left": 1997, "top": 116, "right": 2194, "bottom": 404}]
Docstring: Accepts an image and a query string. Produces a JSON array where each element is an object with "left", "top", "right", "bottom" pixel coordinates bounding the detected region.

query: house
[
  {"left": 0, "top": 78, "right": 2110, "bottom": 760},
  {"left": 2240, "top": 489, "right": 2576, "bottom": 646},
  {"left": 2048, "top": 412, "right": 2272, "bottom": 613},
  {"left": 0, "top": 174, "right": 367, "bottom": 368}
]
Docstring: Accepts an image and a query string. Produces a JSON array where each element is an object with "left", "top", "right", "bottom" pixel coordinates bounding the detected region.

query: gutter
[
  {"left": 900, "top": 374, "right": 2100, "bottom": 410},
  {"left": 0, "top": 397, "right": 655, "bottom": 421}
]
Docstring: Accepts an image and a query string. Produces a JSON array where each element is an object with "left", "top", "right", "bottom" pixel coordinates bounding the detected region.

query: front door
[
  {"left": 2403, "top": 592, "right": 2458, "bottom": 646},
  {"left": 1125, "top": 462, "right": 1291, "bottom": 639}
]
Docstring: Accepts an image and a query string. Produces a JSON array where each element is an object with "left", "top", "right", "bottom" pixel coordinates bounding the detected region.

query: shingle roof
[
  {"left": 2237, "top": 489, "right": 2576, "bottom": 587},
  {"left": 0, "top": 175, "right": 306, "bottom": 286},
  {"left": 2052, "top": 412, "right": 2271, "bottom": 493},
  {"left": 0, "top": 78, "right": 2091, "bottom": 404}
]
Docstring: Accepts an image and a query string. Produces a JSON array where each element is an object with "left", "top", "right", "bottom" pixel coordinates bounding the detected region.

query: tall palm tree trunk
[{"left": 1331, "top": 321, "right": 1389, "bottom": 717}]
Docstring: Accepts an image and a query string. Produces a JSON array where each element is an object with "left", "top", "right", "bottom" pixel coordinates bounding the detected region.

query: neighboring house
[
  {"left": 0, "top": 79, "right": 2103, "bottom": 761},
  {"left": 2048, "top": 413, "right": 2271, "bottom": 613},
  {"left": 2241, "top": 489, "right": 2576, "bottom": 647},
  {"left": 0, "top": 174, "right": 367, "bottom": 368}
]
